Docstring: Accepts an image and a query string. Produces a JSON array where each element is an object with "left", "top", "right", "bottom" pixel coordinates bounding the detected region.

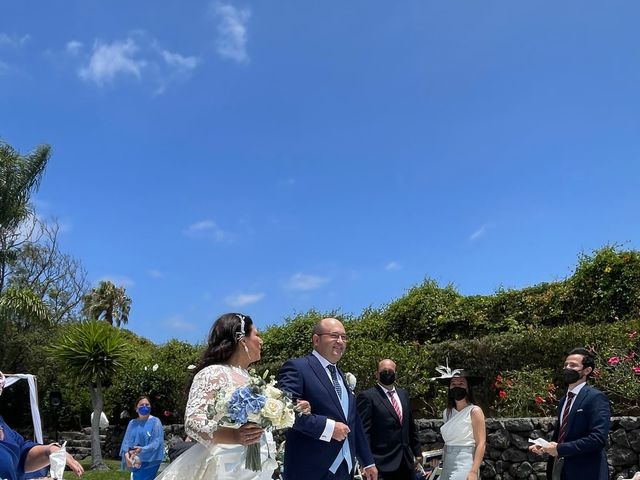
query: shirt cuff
[{"left": 320, "top": 418, "right": 335, "bottom": 442}]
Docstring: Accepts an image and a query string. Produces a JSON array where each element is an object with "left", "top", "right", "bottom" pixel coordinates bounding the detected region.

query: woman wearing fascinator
[
  {"left": 156, "top": 313, "right": 311, "bottom": 480},
  {"left": 431, "top": 364, "right": 486, "bottom": 480}
]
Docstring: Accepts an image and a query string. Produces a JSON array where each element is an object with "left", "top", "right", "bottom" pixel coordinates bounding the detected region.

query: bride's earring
[{"left": 242, "top": 342, "right": 252, "bottom": 361}]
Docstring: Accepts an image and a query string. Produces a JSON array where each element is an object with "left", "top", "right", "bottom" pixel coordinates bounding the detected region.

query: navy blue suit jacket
[
  {"left": 553, "top": 384, "right": 610, "bottom": 480},
  {"left": 277, "top": 354, "right": 375, "bottom": 480}
]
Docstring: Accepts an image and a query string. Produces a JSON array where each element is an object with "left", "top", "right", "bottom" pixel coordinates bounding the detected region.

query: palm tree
[
  {"left": 48, "top": 320, "right": 130, "bottom": 470},
  {"left": 0, "top": 140, "right": 51, "bottom": 295},
  {"left": 82, "top": 280, "right": 131, "bottom": 326},
  {"left": 0, "top": 286, "right": 49, "bottom": 325}
]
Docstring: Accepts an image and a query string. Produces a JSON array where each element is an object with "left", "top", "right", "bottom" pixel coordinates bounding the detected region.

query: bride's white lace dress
[{"left": 156, "top": 364, "right": 277, "bottom": 480}]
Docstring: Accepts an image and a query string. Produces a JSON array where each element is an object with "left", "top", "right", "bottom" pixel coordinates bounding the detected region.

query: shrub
[{"left": 491, "top": 369, "right": 558, "bottom": 417}]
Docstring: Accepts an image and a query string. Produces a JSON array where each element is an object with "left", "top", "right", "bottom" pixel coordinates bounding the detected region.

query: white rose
[
  {"left": 277, "top": 405, "right": 296, "bottom": 429},
  {"left": 345, "top": 372, "right": 357, "bottom": 391},
  {"left": 262, "top": 398, "right": 285, "bottom": 421},
  {"left": 264, "top": 385, "right": 283, "bottom": 400}
]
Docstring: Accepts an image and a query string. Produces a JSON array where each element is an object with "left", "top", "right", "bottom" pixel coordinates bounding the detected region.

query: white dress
[
  {"left": 439, "top": 404, "right": 479, "bottom": 480},
  {"left": 156, "top": 364, "right": 277, "bottom": 480}
]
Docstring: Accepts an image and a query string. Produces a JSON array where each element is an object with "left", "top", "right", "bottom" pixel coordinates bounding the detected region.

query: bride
[{"left": 157, "top": 313, "right": 309, "bottom": 480}]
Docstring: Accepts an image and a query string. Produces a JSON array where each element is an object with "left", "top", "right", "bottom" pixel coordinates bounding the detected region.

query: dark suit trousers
[
  {"left": 321, "top": 460, "right": 353, "bottom": 480},
  {"left": 379, "top": 463, "right": 415, "bottom": 480}
]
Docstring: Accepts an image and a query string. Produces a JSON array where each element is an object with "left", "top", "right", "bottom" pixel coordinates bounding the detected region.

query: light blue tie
[{"left": 327, "top": 365, "right": 352, "bottom": 474}]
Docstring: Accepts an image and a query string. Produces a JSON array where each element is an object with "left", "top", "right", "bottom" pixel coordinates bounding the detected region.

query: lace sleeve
[{"left": 184, "top": 365, "right": 234, "bottom": 447}]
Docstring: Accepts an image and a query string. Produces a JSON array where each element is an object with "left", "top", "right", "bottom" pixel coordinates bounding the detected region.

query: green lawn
[{"left": 63, "top": 459, "right": 129, "bottom": 480}]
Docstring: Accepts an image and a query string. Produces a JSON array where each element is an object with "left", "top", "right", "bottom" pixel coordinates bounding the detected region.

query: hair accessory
[
  {"left": 430, "top": 359, "right": 483, "bottom": 386},
  {"left": 430, "top": 359, "right": 462, "bottom": 381},
  {"left": 235, "top": 314, "right": 246, "bottom": 343}
]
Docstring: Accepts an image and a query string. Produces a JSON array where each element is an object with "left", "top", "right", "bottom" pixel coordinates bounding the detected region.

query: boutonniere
[{"left": 345, "top": 372, "right": 357, "bottom": 392}]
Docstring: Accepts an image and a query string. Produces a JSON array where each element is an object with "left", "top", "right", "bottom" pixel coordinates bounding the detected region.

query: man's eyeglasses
[{"left": 316, "top": 332, "right": 348, "bottom": 342}]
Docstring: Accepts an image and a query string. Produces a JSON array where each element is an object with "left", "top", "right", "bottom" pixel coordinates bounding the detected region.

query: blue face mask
[{"left": 138, "top": 406, "right": 151, "bottom": 416}]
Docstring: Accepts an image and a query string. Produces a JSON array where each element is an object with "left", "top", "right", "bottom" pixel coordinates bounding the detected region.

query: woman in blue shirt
[
  {"left": 120, "top": 395, "right": 165, "bottom": 480},
  {"left": 0, "top": 372, "right": 83, "bottom": 480}
]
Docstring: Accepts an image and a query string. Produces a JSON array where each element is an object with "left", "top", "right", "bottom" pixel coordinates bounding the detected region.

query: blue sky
[{"left": 2, "top": 1, "right": 639, "bottom": 344}]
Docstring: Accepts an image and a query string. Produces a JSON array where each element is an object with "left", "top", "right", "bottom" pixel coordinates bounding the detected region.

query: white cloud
[
  {"left": 161, "top": 49, "right": 199, "bottom": 70},
  {"left": 148, "top": 269, "right": 165, "bottom": 279},
  {"left": 385, "top": 261, "right": 401, "bottom": 271},
  {"left": 287, "top": 273, "right": 330, "bottom": 291},
  {"left": 98, "top": 275, "right": 135, "bottom": 288},
  {"left": 66, "top": 40, "right": 83, "bottom": 55},
  {"left": 225, "top": 292, "right": 265, "bottom": 307},
  {"left": 0, "top": 33, "right": 30, "bottom": 48},
  {"left": 213, "top": 2, "right": 250, "bottom": 63},
  {"left": 164, "top": 314, "right": 196, "bottom": 331},
  {"left": 183, "top": 219, "right": 231, "bottom": 242},
  {"left": 469, "top": 223, "right": 492, "bottom": 241},
  {"left": 79, "top": 38, "right": 146, "bottom": 86}
]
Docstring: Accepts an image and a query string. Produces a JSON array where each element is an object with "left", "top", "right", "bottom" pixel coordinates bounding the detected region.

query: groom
[{"left": 278, "top": 318, "right": 378, "bottom": 480}]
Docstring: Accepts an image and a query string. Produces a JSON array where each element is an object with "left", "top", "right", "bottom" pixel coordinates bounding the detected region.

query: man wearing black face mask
[
  {"left": 529, "top": 347, "right": 610, "bottom": 480},
  {"left": 356, "top": 359, "right": 422, "bottom": 480}
]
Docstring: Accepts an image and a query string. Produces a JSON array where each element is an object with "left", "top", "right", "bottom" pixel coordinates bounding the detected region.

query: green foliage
[
  {"left": 0, "top": 140, "right": 50, "bottom": 231},
  {"left": 105, "top": 338, "right": 200, "bottom": 423},
  {"left": 569, "top": 245, "right": 640, "bottom": 324},
  {"left": 82, "top": 281, "right": 132, "bottom": 327},
  {"left": 590, "top": 329, "right": 640, "bottom": 415},
  {"left": 378, "top": 246, "right": 640, "bottom": 341},
  {"left": 48, "top": 320, "right": 130, "bottom": 383},
  {"left": 0, "top": 286, "right": 49, "bottom": 326},
  {"left": 383, "top": 279, "right": 465, "bottom": 343},
  {"left": 491, "top": 369, "right": 558, "bottom": 417}
]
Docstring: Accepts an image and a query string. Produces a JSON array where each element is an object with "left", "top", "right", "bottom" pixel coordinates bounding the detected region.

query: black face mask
[
  {"left": 379, "top": 370, "right": 396, "bottom": 386},
  {"left": 450, "top": 387, "right": 467, "bottom": 401},
  {"left": 562, "top": 368, "right": 582, "bottom": 384}
]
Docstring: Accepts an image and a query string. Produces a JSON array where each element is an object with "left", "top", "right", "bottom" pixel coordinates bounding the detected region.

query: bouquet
[{"left": 206, "top": 370, "right": 297, "bottom": 471}]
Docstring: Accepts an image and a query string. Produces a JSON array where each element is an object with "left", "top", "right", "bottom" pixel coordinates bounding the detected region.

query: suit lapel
[
  {"left": 375, "top": 385, "right": 402, "bottom": 424},
  {"left": 337, "top": 366, "right": 354, "bottom": 417},
  {"left": 565, "top": 386, "right": 589, "bottom": 438},
  {"left": 306, "top": 354, "right": 346, "bottom": 420}
]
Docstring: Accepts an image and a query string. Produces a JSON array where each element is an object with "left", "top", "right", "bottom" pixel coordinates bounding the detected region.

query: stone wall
[{"left": 69, "top": 416, "right": 640, "bottom": 479}]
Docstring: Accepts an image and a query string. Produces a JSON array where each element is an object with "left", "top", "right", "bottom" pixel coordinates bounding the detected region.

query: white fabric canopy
[{"left": 4, "top": 373, "right": 43, "bottom": 443}]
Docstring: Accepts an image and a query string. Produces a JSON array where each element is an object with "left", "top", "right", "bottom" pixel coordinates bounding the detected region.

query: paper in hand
[
  {"left": 528, "top": 437, "right": 550, "bottom": 448},
  {"left": 49, "top": 441, "right": 67, "bottom": 479}
]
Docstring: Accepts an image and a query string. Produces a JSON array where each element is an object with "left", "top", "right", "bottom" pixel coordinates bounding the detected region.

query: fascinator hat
[{"left": 430, "top": 360, "right": 483, "bottom": 387}]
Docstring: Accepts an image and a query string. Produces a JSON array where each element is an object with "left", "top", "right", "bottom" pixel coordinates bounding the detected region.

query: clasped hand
[
  {"left": 528, "top": 442, "right": 558, "bottom": 457},
  {"left": 236, "top": 423, "right": 264, "bottom": 446}
]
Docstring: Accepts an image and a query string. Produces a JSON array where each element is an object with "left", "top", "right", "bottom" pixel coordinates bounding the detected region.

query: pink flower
[
  {"left": 633, "top": 367, "right": 640, "bottom": 375},
  {"left": 629, "top": 331, "right": 637, "bottom": 339},
  {"left": 163, "top": 410, "right": 171, "bottom": 417},
  {"left": 535, "top": 395, "right": 544, "bottom": 405},
  {"left": 498, "top": 390, "right": 507, "bottom": 400},
  {"left": 608, "top": 356, "right": 621, "bottom": 366}
]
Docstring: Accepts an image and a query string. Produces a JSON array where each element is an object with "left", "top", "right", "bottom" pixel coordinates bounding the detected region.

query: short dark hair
[{"left": 567, "top": 347, "right": 596, "bottom": 377}]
